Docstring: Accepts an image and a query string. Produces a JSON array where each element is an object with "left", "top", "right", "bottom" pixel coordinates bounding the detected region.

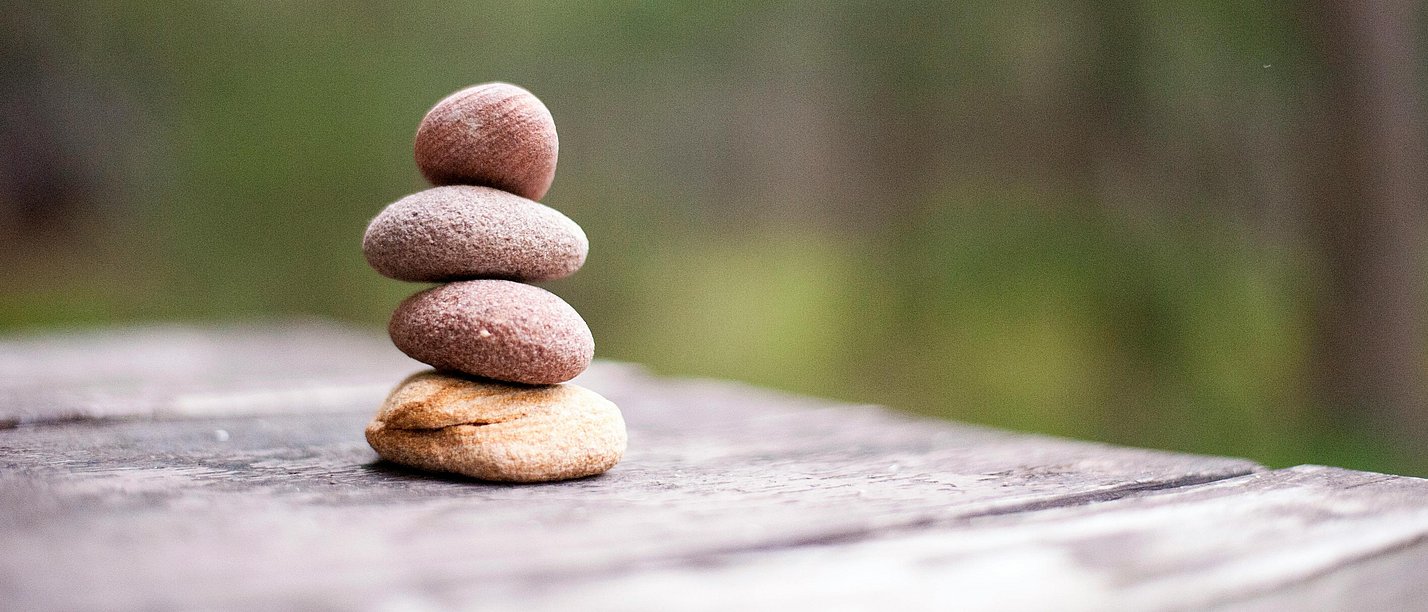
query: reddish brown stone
[
  {"left": 414, "top": 82, "right": 558, "bottom": 201},
  {"left": 389, "top": 280, "right": 593, "bottom": 385}
]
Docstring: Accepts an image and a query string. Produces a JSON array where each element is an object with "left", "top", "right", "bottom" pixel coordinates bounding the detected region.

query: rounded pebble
[
  {"left": 362, "top": 185, "right": 588, "bottom": 283},
  {"left": 414, "top": 82, "right": 558, "bottom": 201},
  {"left": 389, "top": 280, "right": 594, "bottom": 385},
  {"left": 365, "top": 370, "right": 626, "bottom": 482}
]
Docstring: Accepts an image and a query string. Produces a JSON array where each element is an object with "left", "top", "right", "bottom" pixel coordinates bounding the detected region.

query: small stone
[
  {"left": 414, "top": 82, "right": 558, "bottom": 201},
  {"left": 362, "top": 185, "right": 588, "bottom": 283},
  {"left": 389, "top": 280, "right": 594, "bottom": 385},
  {"left": 365, "top": 370, "right": 626, "bottom": 482}
]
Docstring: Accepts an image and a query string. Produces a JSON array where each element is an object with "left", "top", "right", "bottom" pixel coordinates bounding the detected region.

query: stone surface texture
[
  {"left": 388, "top": 280, "right": 594, "bottom": 385},
  {"left": 363, "top": 185, "right": 588, "bottom": 282},
  {"left": 414, "top": 82, "right": 558, "bottom": 201},
  {"left": 365, "top": 370, "right": 626, "bottom": 482}
]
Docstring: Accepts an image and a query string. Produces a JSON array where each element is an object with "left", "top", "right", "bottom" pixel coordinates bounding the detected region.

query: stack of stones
[{"left": 361, "top": 83, "right": 626, "bottom": 483}]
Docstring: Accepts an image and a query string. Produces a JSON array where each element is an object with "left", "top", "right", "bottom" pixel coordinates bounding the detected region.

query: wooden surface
[{"left": 2, "top": 323, "right": 1426, "bottom": 611}]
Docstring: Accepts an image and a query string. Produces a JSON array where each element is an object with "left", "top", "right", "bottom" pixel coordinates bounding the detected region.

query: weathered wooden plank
[
  {"left": 0, "top": 320, "right": 421, "bottom": 425},
  {"left": 523, "top": 466, "right": 1428, "bottom": 612},
  {"left": 1219, "top": 522, "right": 1428, "bottom": 612},
  {"left": 0, "top": 324, "right": 1265, "bottom": 610},
  {"left": 5, "top": 323, "right": 1425, "bottom": 611}
]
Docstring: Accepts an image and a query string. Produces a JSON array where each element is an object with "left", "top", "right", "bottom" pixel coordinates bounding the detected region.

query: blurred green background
[{"left": 3, "top": 2, "right": 1425, "bottom": 475}]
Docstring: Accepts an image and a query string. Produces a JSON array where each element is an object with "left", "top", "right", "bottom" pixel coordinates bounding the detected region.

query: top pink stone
[{"left": 414, "top": 83, "right": 559, "bottom": 201}]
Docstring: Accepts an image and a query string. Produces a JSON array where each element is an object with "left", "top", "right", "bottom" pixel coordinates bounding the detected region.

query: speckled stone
[
  {"left": 389, "top": 280, "right": 594, "bottom": 385},
  {"left": 414, "top": 82, "right": 558, "bottom": 201},
  {"left": 365, "top": 370, "right": 626, "bottom": 482},
  {"left": 362, "top": 185, "right": 588, "bottom": 283}
]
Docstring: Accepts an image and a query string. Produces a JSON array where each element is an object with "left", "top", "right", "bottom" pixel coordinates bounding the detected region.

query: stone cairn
[{"left": 361, "top": 83, "right": 626, "bottom": 483}]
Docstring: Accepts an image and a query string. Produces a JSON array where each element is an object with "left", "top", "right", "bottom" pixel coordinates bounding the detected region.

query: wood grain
[
  {"left": 534, "top": 466, "right": 1428, "bottom": 611},
  {"left": 0, "top": 320, "right": 422, "bottom": 425},
  {"left": 1, "top": 323, "right": 1424, "bottom": 611}
]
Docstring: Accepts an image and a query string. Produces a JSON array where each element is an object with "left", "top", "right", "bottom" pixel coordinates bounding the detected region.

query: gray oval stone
[
  {"left": 389, "top": 280, "right": 594, "bottom": 385},
  {"left": 363, "top": 185, "right": 588, "bottom": 283}
]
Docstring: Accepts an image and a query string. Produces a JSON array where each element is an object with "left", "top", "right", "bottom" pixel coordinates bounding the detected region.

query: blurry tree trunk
[
  {"left": 1066, "top": 0, "right": 1145, "bottom": 206},
  {"left": 1304, "top": 0, "right": 1427, "bottom": 443}
]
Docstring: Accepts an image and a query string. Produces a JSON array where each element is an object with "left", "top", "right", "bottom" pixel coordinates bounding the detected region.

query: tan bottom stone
[{"left": 365, "top": 370, "right": 627, "bottom": 483}]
